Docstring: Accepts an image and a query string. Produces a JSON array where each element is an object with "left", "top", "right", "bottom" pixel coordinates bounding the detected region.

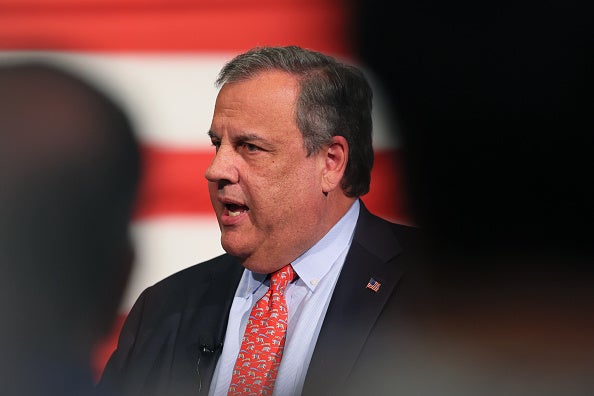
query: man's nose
[{"left": 204, "top": 144, "right": 238, "bottom": 184}]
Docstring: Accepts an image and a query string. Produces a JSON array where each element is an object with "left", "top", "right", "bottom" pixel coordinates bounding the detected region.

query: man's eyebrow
[
  {"left": 233, "top": 133, "right": 268, "bottom": 143},
  {"left": 207, "top": 131, "right": 271, "bottom": 145}
]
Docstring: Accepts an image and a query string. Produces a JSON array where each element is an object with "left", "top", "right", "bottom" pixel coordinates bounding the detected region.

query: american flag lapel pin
[{"left": 366, "top": 277, "right": 381, "bottom": 292}]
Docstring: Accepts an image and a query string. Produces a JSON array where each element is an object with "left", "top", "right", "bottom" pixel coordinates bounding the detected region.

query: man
[
  {"left": 0, "top": 61, "right": 141, "bottom": 396},
  {"left": 98, "top": 45, "right": 422, "bottom": 396}
]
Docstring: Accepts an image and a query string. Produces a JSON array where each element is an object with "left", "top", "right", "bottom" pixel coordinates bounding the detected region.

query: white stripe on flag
[{"left": 124, "top": 216, "right": 224, "bottom": 311}]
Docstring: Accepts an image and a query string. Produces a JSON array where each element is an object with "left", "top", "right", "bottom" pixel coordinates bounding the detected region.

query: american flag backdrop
[{"left": 0, "top": 0, "right": 411, "bottom": 379}]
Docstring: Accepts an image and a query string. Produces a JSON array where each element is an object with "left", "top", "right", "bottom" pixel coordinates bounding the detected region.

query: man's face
[{"left": 205, "top": 71, "right": 329, "bottom": 274}]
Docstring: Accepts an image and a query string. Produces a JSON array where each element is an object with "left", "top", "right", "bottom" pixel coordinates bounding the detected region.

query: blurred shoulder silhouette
[
  {"left": 0, "top": 61, "right": 141, "bottom": 396},
  {"left": 350, "top": 1, "right": 594, "bottom": 395}
]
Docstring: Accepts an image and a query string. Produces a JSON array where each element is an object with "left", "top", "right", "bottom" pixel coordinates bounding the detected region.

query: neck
[{"left": 325, "top": 192, "right": 357, "bottom": 225}]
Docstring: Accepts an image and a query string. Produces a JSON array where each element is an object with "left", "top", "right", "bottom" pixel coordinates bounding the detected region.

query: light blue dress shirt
[{"left": 208, "top": 200, "right": 360, "bottom": 396}]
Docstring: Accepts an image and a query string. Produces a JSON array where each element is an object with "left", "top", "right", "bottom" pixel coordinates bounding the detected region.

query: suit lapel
[
  {"left": 170, "top": 255, "right": 244, "bottom": 395},
  {"left": 302, "top": 203, "right": 406, "bottom": 395}
]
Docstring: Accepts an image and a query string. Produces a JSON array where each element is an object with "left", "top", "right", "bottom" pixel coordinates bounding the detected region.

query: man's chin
[{"left": 221, "top": 240, "right": 249, "bottom": 262}]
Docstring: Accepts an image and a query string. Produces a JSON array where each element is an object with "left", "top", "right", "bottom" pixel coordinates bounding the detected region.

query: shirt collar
[{"left": 292, "top": 199, "right": 359, "bottom": 292}]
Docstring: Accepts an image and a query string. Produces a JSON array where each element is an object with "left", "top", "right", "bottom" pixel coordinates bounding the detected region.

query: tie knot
[{"left": 270, "top": 264, "right": 294, "bottom": 294}]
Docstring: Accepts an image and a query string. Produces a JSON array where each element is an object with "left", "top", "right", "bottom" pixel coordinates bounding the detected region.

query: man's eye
[
  {"left": 239, "top": 142, "right": 260, "bottom": 152},
  {"left": 211, "top": 140, "right": 221, "bottom": 151}
]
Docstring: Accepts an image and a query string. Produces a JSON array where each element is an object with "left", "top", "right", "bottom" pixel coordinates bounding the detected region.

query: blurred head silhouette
[{"left": 0, "top": 61, "right": 141, "bottom": 396}]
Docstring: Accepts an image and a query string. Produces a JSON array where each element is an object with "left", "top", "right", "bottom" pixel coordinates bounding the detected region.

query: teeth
[{"left": 229, "top": 209, "right": 246, "bottom": 217}]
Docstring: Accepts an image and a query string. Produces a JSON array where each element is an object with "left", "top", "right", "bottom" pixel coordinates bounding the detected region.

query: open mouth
[{"left": 226, "top": 203, "right": 249, "bottom": 217}]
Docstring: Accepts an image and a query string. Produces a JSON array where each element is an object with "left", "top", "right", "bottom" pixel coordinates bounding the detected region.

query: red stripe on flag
[
  {"left": 365, "top": 150, "right": 412, "bottom": 225},
  {"left": 133, "top": 145, "right": 214, "bottom": 219},
  {"left": 0, "top": 0, "right": 351, "bottom": 56},
  {"left": 134, "top": 145, "right": 412, "bottom": 224}
]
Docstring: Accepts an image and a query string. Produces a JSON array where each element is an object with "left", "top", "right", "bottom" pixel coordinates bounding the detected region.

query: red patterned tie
[{"left": 228, "top": 264, "right": 295, "bottom": 396}]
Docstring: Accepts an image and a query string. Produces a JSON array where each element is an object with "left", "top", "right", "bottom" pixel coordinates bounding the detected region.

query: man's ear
[{"left": 321, "top": 135, "right": 348, "bottom": 194}]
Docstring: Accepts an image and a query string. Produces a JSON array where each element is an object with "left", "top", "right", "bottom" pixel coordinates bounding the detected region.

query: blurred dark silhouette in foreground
[
  {"left": 349, "top": 1, "right": 594, "bottom": 395},
  {"left": 0, "top": 61, "right": 141, "bottom": 396}
]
